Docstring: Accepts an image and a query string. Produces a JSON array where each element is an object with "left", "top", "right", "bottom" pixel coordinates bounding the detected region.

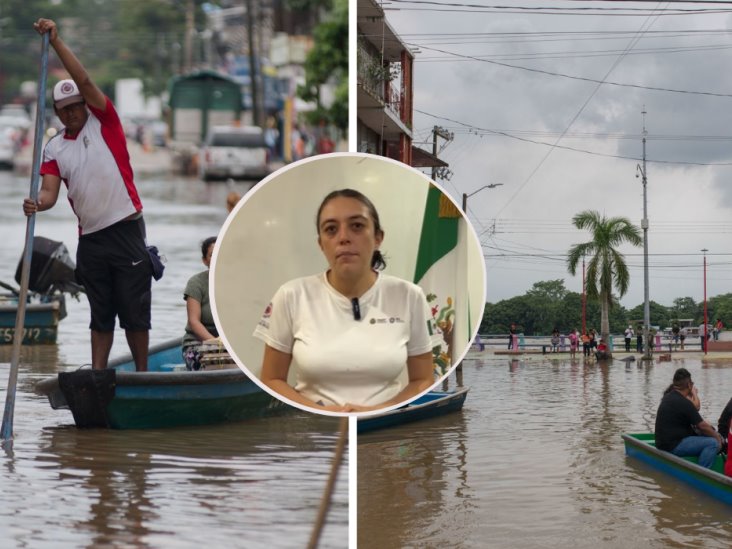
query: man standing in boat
[
  {"left": 654, "top": 368, "right": 723, "bottom": 469},
  {"left": 22, "top": 18, "right": 152, "bottom": 371}
]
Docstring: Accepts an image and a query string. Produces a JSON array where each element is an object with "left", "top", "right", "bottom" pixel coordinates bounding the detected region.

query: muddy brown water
[
  {"left": 358, "top": 354, "right": 732, "bottom": 549},
  {"left": 0, "top": 171, "right": 347, "bottom": 548}
]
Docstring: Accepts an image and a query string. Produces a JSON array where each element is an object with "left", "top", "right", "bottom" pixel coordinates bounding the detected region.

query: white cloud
[{"left": 383, "top": 2, "right": 732, "bottom": 307}]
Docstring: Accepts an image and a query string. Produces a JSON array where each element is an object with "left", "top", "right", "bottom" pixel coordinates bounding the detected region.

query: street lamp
[
  {"left": 702, "top": 248, "right": 708, "bottom": 354},
  {"left": 461, "top": 183, "right": 504, "bottom": 212}
]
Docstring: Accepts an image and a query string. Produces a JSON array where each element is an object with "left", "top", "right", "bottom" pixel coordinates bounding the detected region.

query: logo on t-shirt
[
  {"left": 258, "top": 302, "right": 273, "bottom": 329},
  {"left": 369, "top": 316, "right": 404, "bottom": 325}
]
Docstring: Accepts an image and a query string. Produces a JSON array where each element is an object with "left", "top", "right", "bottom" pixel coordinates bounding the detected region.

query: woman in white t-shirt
[{"left": 253, "top": 189, "right": 435, "bottom": 413}]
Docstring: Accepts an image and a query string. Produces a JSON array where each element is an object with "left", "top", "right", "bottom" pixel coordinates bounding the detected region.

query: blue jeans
[{"left": 671, "top": 436, "right": 720, "bottom": 468}]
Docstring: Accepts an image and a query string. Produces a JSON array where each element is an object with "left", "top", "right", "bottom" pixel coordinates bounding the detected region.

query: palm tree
[{"left": 567, "top": 210, "right": 642, "bottom": 353}]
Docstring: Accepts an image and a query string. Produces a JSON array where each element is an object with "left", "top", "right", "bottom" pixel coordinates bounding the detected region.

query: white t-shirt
[
  {"left": 41, "top": 98, "right": 142, "bottom": 235},
  {"left": 253, "top": 272, "right": 435, "bottom": 407}
]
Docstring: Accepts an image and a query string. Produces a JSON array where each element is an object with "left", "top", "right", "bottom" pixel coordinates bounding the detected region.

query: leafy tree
[
  {"left": 567, "top": 210, "right": 642, "bottom": 349},
  {"left": 708, "top": 293, "right": 732, "bottom": 328},
  {"left": 1, "top": 0, "right": 214, "bottom": 104},
  {"left": 296, "top": 0, "right": 347, "bottom": 131},
  {"left": 626, "top": 301, "right": 671, "bottom": 331},
  {"left": 670, "top": 297, "right": 698, "bottom": 321},
  {"left": 526, "top": 279, "right": 568, "bottom": 302},
  {"left": 0, "top": 0, "right": 62, "bottom": 105}
]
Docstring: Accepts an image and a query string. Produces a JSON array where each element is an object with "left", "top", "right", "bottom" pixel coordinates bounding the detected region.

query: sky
[{"left": 376, "top": 0, "right": 732, "bottom": 308}]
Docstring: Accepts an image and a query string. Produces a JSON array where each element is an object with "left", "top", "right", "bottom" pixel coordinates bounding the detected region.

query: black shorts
[{"left": 76, "top": 216, "right": 153, "bottom": 332}]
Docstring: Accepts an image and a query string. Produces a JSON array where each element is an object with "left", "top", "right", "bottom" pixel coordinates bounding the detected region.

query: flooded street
[
  {"left": 0, "top": 170, "right": 347, "bottom": 548},
  {"left": 358, "top": 355, "right": 732, "bottom": 548}
]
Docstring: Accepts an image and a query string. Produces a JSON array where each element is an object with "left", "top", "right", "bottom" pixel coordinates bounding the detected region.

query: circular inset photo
[{"left": 211, "top": 153, "right": 485, "bottom": 416}]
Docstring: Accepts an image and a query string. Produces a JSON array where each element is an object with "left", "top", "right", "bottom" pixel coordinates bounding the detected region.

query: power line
[
  {"left": 415, "top": 109, "right": 732, "bottom": 165},
  {"left": 408, "top": 43, "right": 732, "bottom": 98},
  {"left": 387, "top": 0, "right": 732, "bottom": 16}
]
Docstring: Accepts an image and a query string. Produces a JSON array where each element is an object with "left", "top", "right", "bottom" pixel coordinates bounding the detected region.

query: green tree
[
  {"left": 627, "top": 301, "right": 671, "bottom": 331},
  {"left": 671, "top": 297, "right": 697, "bottom": 318},
  {"left": 567, "top": 210, "right": 642, "bottom": 350},
  {"left": 708, "top": 293, "right": 732, "bottom": 329},
  {"left": 296, "top": 0, "right": 347, "bottom": 131}
]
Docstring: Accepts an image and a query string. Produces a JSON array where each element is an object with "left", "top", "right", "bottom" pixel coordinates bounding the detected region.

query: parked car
[
  {"left": 199, "top": 125, "right": 270, "bottom": 181},
  {"left": 0, "top": 105, "right": 30, "bottom": 128}
]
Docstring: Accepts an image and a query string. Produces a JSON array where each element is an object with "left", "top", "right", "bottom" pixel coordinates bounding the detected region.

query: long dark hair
[
  {"left": 316, "top": 188, "right": 386, "bottom": 270},
  {"left": 664, "top": 367, "right": 692, "bottom": 395}
]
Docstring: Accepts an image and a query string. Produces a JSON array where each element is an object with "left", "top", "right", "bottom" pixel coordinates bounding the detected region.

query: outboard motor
[{"left": 14, "top": 236, "right": 84, "bottom": 296}]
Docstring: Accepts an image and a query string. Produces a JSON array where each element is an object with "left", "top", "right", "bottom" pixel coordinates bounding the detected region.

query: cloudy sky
[{"left": 376, "top": 0, "right": 732, "bottom": 308}]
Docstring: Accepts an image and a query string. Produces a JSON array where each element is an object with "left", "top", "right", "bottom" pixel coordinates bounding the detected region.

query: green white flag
[{"left": 414, "top": 185, "right": 460, "bottom": 376}]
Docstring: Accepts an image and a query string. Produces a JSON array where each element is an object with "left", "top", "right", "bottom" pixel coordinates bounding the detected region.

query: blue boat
[
  {"left": 35, "top": 338, "right": 285, "bottom": 429},
  {"left": 0, "top": 292, "right": 66, "bottom": 344},
  {"left": 357, "top": 387, "right": 469, "bottom": 433},
  {"left": 622, "top": 433, "right": 732, "bottom": 505}
]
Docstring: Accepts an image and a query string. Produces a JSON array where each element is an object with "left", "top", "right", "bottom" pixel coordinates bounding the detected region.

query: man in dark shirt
[{"left": 654, "top": 368, "right": 722, "bottom": 468}]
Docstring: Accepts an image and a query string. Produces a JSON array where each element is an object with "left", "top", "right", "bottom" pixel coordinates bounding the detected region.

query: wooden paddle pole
[
  {"left": 307, "top": 416, "right": 348, "bottom": 549},
  {"left": 1, "top": 33, "right": 50, "bottom": 443}
]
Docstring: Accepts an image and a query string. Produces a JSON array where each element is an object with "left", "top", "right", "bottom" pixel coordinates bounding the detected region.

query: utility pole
[
  {"left": 703, "top": 248, "right": 708, "bottom": 354},
  {"left": 184, "top": 0, "right": 194, "bottom": 73},
  {"left": 582, "top": 255, "right": 586, "bottom": 337},
  {"left": 246, "top": 0, "right": 262, "bottom": 127},
  {"left": 431, "top": 126, "right": 453, "bottom": 180},
  {"left": 639, "top": 108, "right": 651, "bottom": 360}
]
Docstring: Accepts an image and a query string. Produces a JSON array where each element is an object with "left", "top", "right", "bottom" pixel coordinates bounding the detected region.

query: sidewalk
[{"left": 479, "top": 330, "right": 732, "bottom": 361}]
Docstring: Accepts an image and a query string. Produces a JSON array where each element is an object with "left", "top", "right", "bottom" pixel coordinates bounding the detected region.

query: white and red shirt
[{"left": 40, "top": 97, "right": 142, "bottom": 235}]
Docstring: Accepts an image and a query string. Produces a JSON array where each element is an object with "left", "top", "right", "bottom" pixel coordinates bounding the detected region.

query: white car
[{"left": 199, "top": 126, "right": 270, "bottom": 181}]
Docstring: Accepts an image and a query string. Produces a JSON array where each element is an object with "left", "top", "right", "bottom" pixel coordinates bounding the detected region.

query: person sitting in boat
[
  {"left": 594, "top": 338, "right": 610, "bottom": 360},
  {"left": 182, "top": 237, "right": 218, "bottom": 370},
  {"left": 253, "top": 189, "right": 435, "bottom": 414},
  {"left": 654, "top": 368, "right": 723, "bottom": 469}
]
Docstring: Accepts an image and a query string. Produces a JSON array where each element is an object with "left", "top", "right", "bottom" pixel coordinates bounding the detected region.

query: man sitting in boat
[
  {"left": 594, "top": 338, "right": 610, "bottom": 360},
  {"left": 654, "top": 368, "right": 723, "bottom": 469}
]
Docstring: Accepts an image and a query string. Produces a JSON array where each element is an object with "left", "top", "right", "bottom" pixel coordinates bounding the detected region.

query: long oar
[
  {"left": 1, "top": 33, "right": 50, "bottom": 443},
  {"left": 307, "top": 416, "right": 349, "bottom": 549}
]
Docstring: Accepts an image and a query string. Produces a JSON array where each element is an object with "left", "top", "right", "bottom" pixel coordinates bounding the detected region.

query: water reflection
[
  {"left": 358, "top": 414, "right": 469, "bottom": 548},
  {"left": 0, "top": 173, "right": 347, "bottom": 548},
  {"left": 5, "top": 415, "right": 347, "bottom": 548},
  {"left": 358, "top": 356, "right": 732, "bottom": 548}
]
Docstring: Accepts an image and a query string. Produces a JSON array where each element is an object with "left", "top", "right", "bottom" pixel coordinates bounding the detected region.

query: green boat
[
  {"left": 622, "top": 433, "right": 732, "bottom": 505},
  {"left": 35, "top": 338, "right": 287, "bottom": 429}
]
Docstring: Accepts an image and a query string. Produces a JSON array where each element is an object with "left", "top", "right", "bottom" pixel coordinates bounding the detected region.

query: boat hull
[
  {"left": 0, "top": 295, "right": 64, "bottom": 345},
  {"left": 358, "top": 387, "right": 469, "bottom": 433},
  {"left": 36, "top": 338, "right": 285, "bottom": 429},
  {"left": 622, "top": 433, "right": 732, "bottom": 505}
]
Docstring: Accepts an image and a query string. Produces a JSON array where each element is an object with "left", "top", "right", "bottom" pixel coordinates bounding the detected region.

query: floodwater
[
  {"left": 358, "top": 354, "right": 732, "bottom": 549},
  {"left": 0, "top": 170, "right": 348, "bottom": 548}
]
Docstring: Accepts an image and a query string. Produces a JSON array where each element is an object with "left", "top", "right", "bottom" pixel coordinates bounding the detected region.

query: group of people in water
[
  {"left": 655, "top": 367, "right": 732, "bottom": 476},
  {"left": 509, "top": 326, "right": 610, "bottom": 360}
]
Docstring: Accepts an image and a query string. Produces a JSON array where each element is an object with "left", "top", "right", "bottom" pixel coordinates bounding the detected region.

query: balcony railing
[{"left": 358, "top": 42, "right": 405, "bottom": 122}]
